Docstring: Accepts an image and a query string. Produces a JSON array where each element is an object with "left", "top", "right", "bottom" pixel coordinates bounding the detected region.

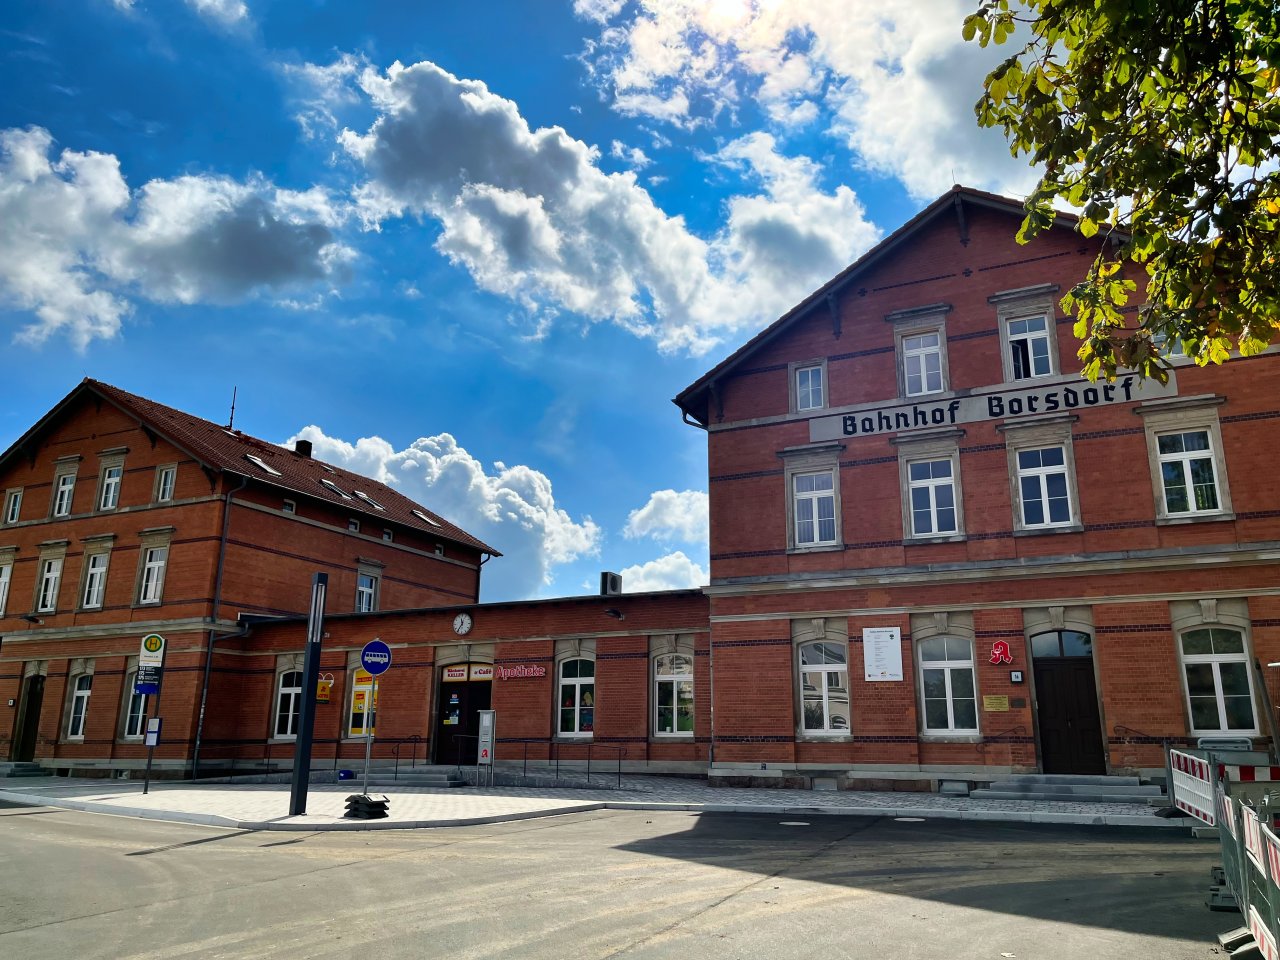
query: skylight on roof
[
  {"left": 245, "top": 454, "right": 281, "bottom": 477},
  {"left": 412, "top": 508, "right": 442, "bottom": 527},
  {"left": 319, "top": 478, "right": 353, "bottom": 500},
  {"left": 354, "top": 490, "right": 385, "bottom": 511}
]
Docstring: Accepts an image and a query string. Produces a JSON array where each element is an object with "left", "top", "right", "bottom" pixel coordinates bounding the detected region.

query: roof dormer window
[
  {"left": 320, "top": 478, "right": 353, "bottom": 500},
  {"left": 412, "top": 508, "right": 442, "bottom": 527},
  {"left": 354, "top": 490, "right": 385, "bottom": 511},
  {"left": 245, "top": 454, "right": 282, "bottom": 477}
]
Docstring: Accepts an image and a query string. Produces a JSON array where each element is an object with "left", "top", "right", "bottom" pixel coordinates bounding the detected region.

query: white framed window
[
  {"left": 653, "top": 653, "right": 694, "bottom": 736},
  {"left": 348, "top": 669, "right": 377, "bottom": 738},
  {"left": 0, "top": 561, "right": 11, "bottom": 616},
  {"left": 558, "top": 658, "right": 595, "bottom": 737},
  {"left": 67, "top": 674, "right": 92, "bottom": 739},
  {"left": 1016, "top": 446, "right": 1073, "bottom": 527},
  {"left": 1006, "top": 314, "right": 1054, "bottom": 380},
  {"left": 413, "top": 508, "right": 442, "bottom": 528},
  {"left": 1157, "top": 430, "right": 1222, "bottom": 516},
  {"left": 903, "top": 331, "right": 944, "bottom": 396},
  {"left": 52, "top": 472, "right": 76, "bottom": 517},
  {"left": 124, "top": 673, "right": 148, "bottom": 739},
  {"left": 37, "top": 557, "right": 62, "bottom": 613},
  {"left": 3, "top": 489, "right": 21, "bottom": 524},
  {"left": 799, "top": 640, "right": 850, "bottom": 735},
  {"left": 138, "top": 546, "right": 168, "bottom": 604},
  {"left": 155, "top": 465, "right": 176, "bottom": 503},
  {"left": 81, "top": 553, "right": 109, "bottom": 609},
  {"left": 282, "top": 499, "right": 296, "bottom": 514},
  {"left": 918, "top": 636, "right": 978, "bottom": 734},
  {"left": 356, "top": 572, "right": 378, "bottom": 613},
  {"left": 348, "top": 518, "right": 361, "bottom": 533},
  {"left": 908, "top": 458, "right": 958, "bottom": 537},
  {"left": 793, "top": 471, "right": 837, "bottom": 547},
  {"left": 354, "top": 490, "right": 386, "bottom": 511},
  {"left": 382, "top": 529, "right": 394, "bottom": 542},
  {"left": 245, "top": 454, "right": 281, "bottom": 476},
  {"left": 320, "top": 478, "right": 353, "bottom": 500},
  {"left": 795, "top": 365, "right": 824, "bottom": 411},
  {"left": 98, "top": 465, "right": 123, "bottom": 511},
  {"left": 1180, "top": 627, "right": 1257, "bottom": 734},
  {"left": 274, "top": 670, "right": 303, "bottom": 739}
]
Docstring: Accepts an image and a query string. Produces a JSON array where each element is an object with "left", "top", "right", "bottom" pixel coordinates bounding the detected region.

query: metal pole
[
  {"left": 362, "top": 677, "right": 376, "bottom": 796},
  {"left": 142, "top": 668, "right": 165, "bottom": 796},
  {"left": 288, "top": 573, "right": 327, "bottom": 817}
]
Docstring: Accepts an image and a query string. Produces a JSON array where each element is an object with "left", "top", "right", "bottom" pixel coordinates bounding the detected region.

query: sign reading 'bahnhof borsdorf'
[{"left": 808, "top": 372, "right": 1179, "bottom": 443}]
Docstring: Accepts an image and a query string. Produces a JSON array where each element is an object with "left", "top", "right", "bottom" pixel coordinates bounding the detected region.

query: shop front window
[
  {"left": 654, "top": 653, "right": 693, "bottom": 736},
  {"left": 559, "top": 658, "right": 595, "bottom": 736}
]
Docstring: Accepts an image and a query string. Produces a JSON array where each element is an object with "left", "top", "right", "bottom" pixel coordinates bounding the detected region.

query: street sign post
[
  {"left": 359, "top": 640, "right": 392, "bottom": 797},
  {"left": 477, "top": 710, "right": 496, "bottom": 787},
  {"left": 138, "top": 633, "right": 166, "bottom": 795},
  {"left": 289, "top": 573, "right": 328, "bottom": 817}
]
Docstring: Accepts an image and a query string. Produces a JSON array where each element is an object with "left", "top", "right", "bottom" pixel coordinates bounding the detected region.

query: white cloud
[
  {"left": 335, "top": 59, "right": 879, "bottom": 355},
  {"left": 289, "top": 426, "right": 601, "bottom": 601},
  {"left": 280, "top": 53, "right": 366, "bottom": 140},
  {"left": 624, "top": 489, "right": 708, "bottom": 544},
  {"left": 0, "top": 126, "right": 348, "bottom": 349},
  {"left": 619, "top": 550, "right": 708, "bottom": 592},
  {"left": 185, "top": 0, "right": 249, "bottom": 27},
  {"left": 577, "top": 0, "right": 1035, "bottom": 199},
  {"left": 610, "top": 139, "right": 652, "bottom": 169}
]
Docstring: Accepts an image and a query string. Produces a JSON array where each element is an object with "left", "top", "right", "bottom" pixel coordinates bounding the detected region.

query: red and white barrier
[{"left": 1171, "top": 750, "right": 1217, "bottom": 825}]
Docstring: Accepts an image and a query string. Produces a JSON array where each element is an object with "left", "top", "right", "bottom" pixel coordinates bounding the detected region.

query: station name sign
[{"left": 808, "top": 373, "right": 1177, "bottom": 443}]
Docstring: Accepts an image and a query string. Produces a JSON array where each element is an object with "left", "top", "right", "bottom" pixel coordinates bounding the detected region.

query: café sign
[{"left": 808, "top": 373, "right": 1177, "bottom": 443}]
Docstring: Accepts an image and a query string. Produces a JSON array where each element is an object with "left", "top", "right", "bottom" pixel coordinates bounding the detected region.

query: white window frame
[
  {"left": 356, "top": 572, "right": 378, "bottom": 613},
  {"left": 98, "top": 464, "right": 123, "bottom": 511},
  {"left": 797, "top": 640, "right": 851, "bottom": 736},
  {"left": 3, "top": 488, "right": 21, "bottom": 524},
  {"left": 1001, "top": 418, "right": 1082, "bottom": 535},
  {"left": 1136, "top": 397, "right": 1233, "bottom": 525},
  {"left": 154, "top": 465, "right": 177, "bottom": 503},
  {"left": 67, "top": 673, "right": 92, "bottom": 739},
  {"left": 36, "top": 557, "right": 62, "bottom": 613},
  {"left": 274, "top": 670, "right": 304, "bottom": 739},
  {"left": 794, "top": 363, "right": 825, "bottom": 412},
  {"left": 382, "top": 529, "right": 394, "bottom": 542},
  {"left": 348, "top": 518, "right": 361, "bottom": 533},
  {"left": 793, "top": 470, "right": 838, "bottom": 548},
  {"left": 903, "top": 448, "right": 962, "bottom": 540},
  {"left": 52, "top": 471, "right": 76, "bottom": 518},
  {"left": 138, "top": 546, "right": 168, "bottom": 605},
  {"left": 1015, "top": 445, "right": 1074, "bottom": 528},
  {"left": 788, "top": 358, "right": 828, "bottom": 414},
  {"left": 0, "top": 560, "right": 11, "bottom": 616},
  {"left": 917, "top": 637, "right": 979, "bottom": 735},
  {"left": 123, "top": 672, "right": 148, "bottom": 740},
  {"left": 1157, "top": 429, "right": 1223, "bottom": 517},
  {"left": 653, "top": 652, "right": 694, "bottom": 738},
  {"left": 1178, "top": 627, "right": 1259, "bottom": 736},
  {"left": 557, "top": 657, "right": 596, "bottom": 738},
  {"left": 902, "top": 331, "right": 945, "bottom": 397},
  {"left": 282, "top": 499, "right": 296, "bottom": 514},
  {"left": 81, "top": 552, "right": 109, "bottom": 610},
  {"left": 1005, "top": 313, "right": 1055, "bottom": 381},
  {"left": 992, "top": 285, "right": 1061, "bottom": 384},
  {"left": 780, "top": 443, "right": 845, "bottom": 554}
]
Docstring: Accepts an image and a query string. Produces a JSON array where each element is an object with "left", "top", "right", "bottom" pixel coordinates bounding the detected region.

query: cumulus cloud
[
  {"left": 619, "top": 550, "right": 708, "bottom": 592},
  {"left": 288, "top": 426, "right": 601, "bottom": 601},
  {"left": 333, "top": 58, "right": 878, "bottom": 354},
  {"left": 0, "top": 126, "right": 348, "bottom": 349},
  {"left": 624, "top": 489, "right": 708, "bottom": 544},
  {"left": 577, "top": 0, "right": 1034, "bottom": 198}
]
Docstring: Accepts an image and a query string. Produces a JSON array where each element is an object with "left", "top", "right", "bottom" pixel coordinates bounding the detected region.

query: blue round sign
[{"left": 360, "top": 639, "right": 392, "bottom": 676}]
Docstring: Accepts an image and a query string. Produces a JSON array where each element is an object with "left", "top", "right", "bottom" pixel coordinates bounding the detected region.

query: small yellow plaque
[{"left": 983, "top": 695, "right": 1010, "bottom": 712}]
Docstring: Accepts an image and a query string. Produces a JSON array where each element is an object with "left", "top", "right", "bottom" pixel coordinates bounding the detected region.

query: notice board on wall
[{"left": 863, "top": 627, "right": 903, "bottom": 682}]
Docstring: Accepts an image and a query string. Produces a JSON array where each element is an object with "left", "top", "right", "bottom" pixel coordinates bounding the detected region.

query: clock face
[{"left": 453, "top": 612, "right": 473, "bottom": 636}]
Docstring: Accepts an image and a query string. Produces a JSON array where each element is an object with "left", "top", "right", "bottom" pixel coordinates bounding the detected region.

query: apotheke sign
[
  {"left": 496, "top": 664, "right": 547, "bottom": 680},
  {"left": 808, "top": 373, "right": 1177, "bottom": 443}
]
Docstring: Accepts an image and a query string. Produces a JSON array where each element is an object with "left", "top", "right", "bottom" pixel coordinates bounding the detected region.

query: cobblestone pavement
[{"left": 0, "top": 771, "right": 1190, "bottom": 831}]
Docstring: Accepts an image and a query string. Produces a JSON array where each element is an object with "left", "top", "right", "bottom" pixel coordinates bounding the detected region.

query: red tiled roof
[{"left": 79, "top": 379, "right": 499, "bottom": 555}]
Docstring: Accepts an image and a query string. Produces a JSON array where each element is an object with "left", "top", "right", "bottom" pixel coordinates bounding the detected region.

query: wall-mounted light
[
  {"left": 19, "top": 615, "right": 43, "bottom": 625},
  {"left": 604, "top": 608, "right": 625, "bottom": 620}
]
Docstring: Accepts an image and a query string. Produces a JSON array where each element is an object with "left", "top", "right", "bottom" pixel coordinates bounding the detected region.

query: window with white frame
[
  {"left": 37, "top": 557, "right": 62, "bottom": 613},
  {"left": 356, "top": 572, "right": 378, "bottom": 613},
  {"left": 98, "top": 464, "right": 123, "bottom": 511},
  {"left": 138, "top": 546, "right": 168, "bottom": 604},
  {"left": 275, "top": 670, "right": 303, "bottom": 738},
  {"left": 799, "top": 641, "right": 850, "bottom": 734},
  {"left": 1006, "top": 314, "right": 1053, "bottom": 380},
  {"left": 348, "top": 518, "right": 361, "bottom": 533},
  {"left": 67, "top": 674, "right": 92, "bottom": 738},
  {"left": 0, "top": 560, "right": 11, "bottom": 616},
  {"left": 795, "top": 364, "right": 825, "bottom": 412},
  {"left": 793, "top": 471, "right": 837, "bottom": 547},
  {"left": 52, "top": 471, "right": 76, "bottom": 517},
  {"left": 155, "top": 465, "right": 176, "bottom": 503},
  {"left": 1016, "top": 446, "right": 1073, "bottom": 527},
  {"left": 903, "top": 332, "right": 944, "bottom": 396},
  {"left": 558, "top": 658, "right": 595, "bottom": 736},
  {"left": 81, "top": 552, "right": 109, "bottom": 609},
  {"left": 908, "top": 459, "right": 958, "bottom": 537},
  {"left": 1181, "top": 628, "right": 1257, "bottom": 733},
  {"left": 918, "top": 636, "right": 978, "bottom": 734},
  {"left": 3, "top": 489, "right": 21, "bottom": 524},
  {"left": 653, "top": 653, "right": 693, "bottom": 736},
  {"left": 123, "top": 672, "right": 148, "bottom": 739},
  {"left": 1157, "top": 430, "right": 1222, "bottom": 515},
  {"left": 282, "top": 499, "right": 296, "bottom": 514},
  {"left": 382, "top": 529, "right": 394, "bottom": 542}
]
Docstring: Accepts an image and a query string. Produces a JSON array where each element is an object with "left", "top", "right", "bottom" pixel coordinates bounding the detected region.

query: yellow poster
[{"left": 348, "top": 681, "right": 378, "bottom": 736}]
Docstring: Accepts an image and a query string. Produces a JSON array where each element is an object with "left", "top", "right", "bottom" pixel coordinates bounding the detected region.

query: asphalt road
[{"left": 0, "top": 799, "right": 1228, "bottom": 959}]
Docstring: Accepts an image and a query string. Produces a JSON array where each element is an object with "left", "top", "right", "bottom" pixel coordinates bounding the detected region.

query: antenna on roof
[{"left": 227, "top": 386, "right": 238, "bottom": 431}]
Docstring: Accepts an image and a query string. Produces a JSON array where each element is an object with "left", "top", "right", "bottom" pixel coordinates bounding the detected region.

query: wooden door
[
  {"left": 434, "top": 673, "right": 492, "bottom": 765},
  {"left": 12, "top": 676, "right": 44, "bottom": 762},
  {"left": 1034, "top": 657, "right": 1105, "bottom": 775}
]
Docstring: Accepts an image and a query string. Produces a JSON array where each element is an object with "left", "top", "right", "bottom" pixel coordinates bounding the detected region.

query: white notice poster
[{"left": 863, "top": 627, "right": 903, "bottom": 682}]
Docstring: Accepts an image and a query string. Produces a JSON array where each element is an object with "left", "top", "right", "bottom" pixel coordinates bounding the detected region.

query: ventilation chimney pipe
[{"left": 295, "top": 439, "right": 313, "bottom": 458}]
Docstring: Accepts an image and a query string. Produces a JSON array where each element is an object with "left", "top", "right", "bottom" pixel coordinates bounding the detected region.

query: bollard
[{"left": 344, "top": 794, "right": 390, "bottom": 820}]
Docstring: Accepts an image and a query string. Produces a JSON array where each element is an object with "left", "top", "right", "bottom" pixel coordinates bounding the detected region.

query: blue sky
[{"left": 0, "top": 0, "right": 1033, "bottom": 602}]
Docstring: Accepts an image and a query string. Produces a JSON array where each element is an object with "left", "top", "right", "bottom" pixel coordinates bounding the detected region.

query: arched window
[
  {"left": 1180, "top": 628, "right": 1257, "bottom": 733},
  {"left": 653, "top": 653, "right": 693, "bottom": 736},
  {"left": 67, "top": 674, "right": 92, "bottom": 739},
  {"left": 799, "top": 641, "right": 849, "bottom": 734},
  {"left": 558, "top": 658, "right": 595, "bottom": 736},
  {"left": 918, "top": 637, "right": 977, "bottom": 734},
  {"left": 275, "top": 670, "right": 304, "bottom": 738},
  {"left": 124, "top": 671, "right": 148, "bottom": 739},
  {"left": 1030, "top": 630, "right": 1093, "bottom": 658}
]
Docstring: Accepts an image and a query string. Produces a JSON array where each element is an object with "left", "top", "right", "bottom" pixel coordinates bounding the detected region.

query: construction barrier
[
  {"left": 1171, "top": 750, "right": 1217, "bottom": 824},
  {"left": 1214, "top": 775, "right": 1280, "bottom": 959}
]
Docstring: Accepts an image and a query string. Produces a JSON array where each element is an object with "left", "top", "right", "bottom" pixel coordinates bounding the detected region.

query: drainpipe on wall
[
  {"left": 191, "top": 473, "right": 249, "bottom": 780},
  {"left": 475, "top": 552, "right": 491, "bottom": 602},
  {"left": 707, "top": 628, "right": 716, "bottom": 771}
]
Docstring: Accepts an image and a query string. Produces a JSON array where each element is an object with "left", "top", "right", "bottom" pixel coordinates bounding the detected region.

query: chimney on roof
[{"left": 294, "top": 439, "right": 313, "bottom": 458}]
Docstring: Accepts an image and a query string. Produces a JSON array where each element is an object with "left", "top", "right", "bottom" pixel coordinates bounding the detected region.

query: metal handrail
[
  {"left": 392, "top": 735, "right": 423, "bottom": 780},
  {"left": 1112, "top": 723, "right": 1170, "bottom": 744},
  {"left": 982, "top": 724, "right": 1027, "bottom": 742}
]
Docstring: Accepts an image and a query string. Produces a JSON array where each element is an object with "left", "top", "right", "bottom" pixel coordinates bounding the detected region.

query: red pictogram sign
[{"left": 989, "top": 640, "right": 1014, "bottom": 665}]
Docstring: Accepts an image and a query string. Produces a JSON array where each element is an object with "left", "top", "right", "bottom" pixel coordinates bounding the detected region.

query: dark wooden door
[
  {"left": 12, "top": 676, "right": 44, "bottom": 762},
  {"left": 434, "top": 676, "right": 492, "bottom": 765},
  {"left": 1034, "top": 657, "right": 1105, "bottom": 775}
]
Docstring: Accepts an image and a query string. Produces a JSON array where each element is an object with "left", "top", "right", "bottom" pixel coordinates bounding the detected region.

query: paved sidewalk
[{"left": 0, "top": 773, "right": 1194, "bottom": 831}]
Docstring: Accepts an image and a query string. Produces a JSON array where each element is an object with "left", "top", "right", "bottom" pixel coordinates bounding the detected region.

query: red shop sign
[
  {"left": 496, "top": 664, "right": 548, "bottom": 680},
  {"left": 989, "top": 640, "right": 1014, "bottom": 665}
]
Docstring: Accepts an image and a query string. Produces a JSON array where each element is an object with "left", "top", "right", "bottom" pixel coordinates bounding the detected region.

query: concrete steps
[
  {"left": 350, "top": 766, "right": 467, "bottom": 789},
  {"left": 0, "top": 762, "right": 49, "bottom": 779},
  {"left": 970, "top": 774, "right": 1165, "bottom": 805}
]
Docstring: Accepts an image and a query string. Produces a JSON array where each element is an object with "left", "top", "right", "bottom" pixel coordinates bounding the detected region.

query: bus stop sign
[{"left": 360, "top": 639, "right": 392, "bottom": 676}]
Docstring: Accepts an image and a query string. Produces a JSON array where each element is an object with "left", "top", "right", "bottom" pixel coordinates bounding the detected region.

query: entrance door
[
  {"left": 11, "top": 675, "right": 44, "bottom": 762},
  {"left": 1031, "top": 631, "right": 1106, "bottom": 775},
  {"left": 434, "top": 664, "right": 492, "bottom": 765}
]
